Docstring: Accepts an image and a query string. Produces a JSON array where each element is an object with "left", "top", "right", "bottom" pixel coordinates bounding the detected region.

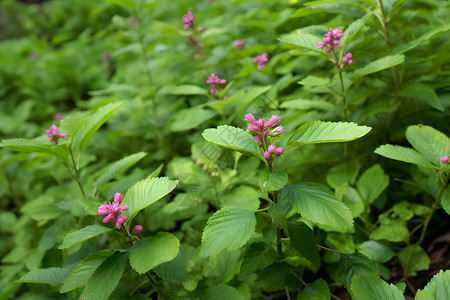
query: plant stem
[
  {"left": 317, "top": 244, "right": 342, "bottom": 254},
  {"left": 69, "top": 149, "right": 86, "bottom": 196},
  {"left": 332, "top": 50, "right": 348, "bottom": 122},
  {"left": 273, "top": 191, "right": 282, "bottom": 256}
]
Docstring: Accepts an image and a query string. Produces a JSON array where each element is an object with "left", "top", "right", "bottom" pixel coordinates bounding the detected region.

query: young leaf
[
  {"left": 351, "top": 275, "right": 404, "bottom": 300},
  {"left": 0, "top": 138, "right": 69, "bottom": 161},
  {"left": 129, "top": 232, "right": 180, "bottom": 274},
  {"left": 350, "top": 55, "right": 405, "bottom": 81},
  {"left": 297, "top": 278, "right": 330, "bottom": 300},
  {"left": 81, "top": 250, "right": 128, "bottom": 300},
  {"left": 58, "top": 225, "right": 113, "bottom": 249},
  {"left": 374, "top": 145, "right": 441, "bottom": 170},
  {"left": 415, "top": 270, "right": 450, "bottom": 300},
  {"left": 201, "top": 207, "right": 257, "bottom": 257},
  {"left": 356, "top": 164, "right": 389, "bottom": 206},
  {"left": 202, "top": 125, "right": 261, "bottom": 158},
  {"left": 398, "top": 245, "right": 430, "bottom": 277},
  {"left": 280, "top": 183, "right": 354, "bottom": 233},
  {"left": 71, "top": 101, "right": 124, "bottom": 153},
  {"left": 287, "top": 121, "right": 371, "bottom": 148},
  {"left": 16, "top": 267, "right": 71, "bottom": 284},
  {"left": 122, "top": 177, "right": 178, "bottom": 229},
  {"left": 370, "top": 219, "right": 409, "bottom": 243},
  {"left": 399, "top": 83, "right": 444, "bottom": 111},
  {"left": 96, "top": 152, "right": 147, "bottom": 186},
  {"left": 258, "top": 171, "right": 288, "bottom": 192},
  {"left": 405, "top": 125, "right": 450, "bottom": 166},
  {"left": 60, "top": 249, "right": 115, "bottom": 293},
  {"left": 288, "top": 221, "right": 320, "bottom": 266}
]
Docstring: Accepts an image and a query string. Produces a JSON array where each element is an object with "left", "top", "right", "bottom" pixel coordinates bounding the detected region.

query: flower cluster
[
  {"left": 253, "top": 53, "right": 268, "bottom": 69},
  {"left": 245, "top": 113, "right": 283, "bottom": 144},
  {"left": 263, "top": 144, "right": 284, "bottom": 159},
  {"left": 342, "top": 53, "right": 353, "bottom": 65},
  {"left": 46, "top": 124, "right": 67, "bottom": 144},
  {"left": 97, "top": 193, "right": 129, "bottom": 229},
  {"left": 206, "top": 73, "right": 226, "bottom": 94},
  {"left": 317, "top": 28, "right": 343, "bottom": 53},
  {"left": 182, "top": 11, "right": 194, "bottom": 29},
  {"left": 233, "top": 39, "right": 246, "bottom": 48}
]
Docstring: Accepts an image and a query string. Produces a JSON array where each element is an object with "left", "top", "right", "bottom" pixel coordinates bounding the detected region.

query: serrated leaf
[
  {"left": 96, "top": 152, "right": 147, "bottom": 186},
  {"left": 16, "top": 267, "right": 71, "bottom": 284},
  {"left": 201, "top": 207, "right": 256, "bottom": 257},
  {"left": 406, "top": 125, "right": 450, "bottom": 166},
  {"left": 240, "top": 242, "right": 277, "bottom": 278},
  {"left": 441, "top": 187, "right": 450, "bottom": 216},
  {"left": 375, "top": 144, "right": 442, "bottom": 170},
  {"left": 158, "top": 85, "right": 208, "bottom": 95},
  {"left": 170, "top": 107, "right": 216, "bottom": 132},
  {"left": 399, "top": 83, "right": 444, "bottom": 111},
  {"left": 358, "top": 240, "right": 394, "bottom": 263},
  {"left": 72, "top": 102, "right": 124, "bottom": 153},
  {"left": 122, "top": 177, "right": 178, "bottom": 230},
  {"left": 351, "top": 55, "right": 405, "bottom": 81},
  {"left": 415, "top": 270, "right": 450, "bottom": 300},
  {"left": 393, "top": 23, "right": 450, "bottom": 55},
  {"left": 287, "top": 121, "right": 371, "bottom": 148},
  {"left": 259, "top": 171, "right": 288, "bottom": 192},
  {"left": 398, "top": 245, "right": 430, "bottom": 277},
  {"left": 340, "top": 13, "right": 371, "bottom": 50},
  {"left": 288, "top": 222, "right": 320, "bottom": 266},
  {"left": 280, "top": 32, "right": 327, "bottom": 56},
  {"left": 280, "top": 183, "right": 354, "bottom": 233},
  {"left": 60, "top": 250, "right": 115, "bottom": 293},
  {"left": 203, "top": 283, "right": 245, "bottom": 300},
  {"left": 280, "top": 99, "right": 334, "bottom": 111},
  {"left": 297, "top": 278, "right": 330, "bottom": 300},
  {"left": 356, "top": 164, "right": 389, "bottom": 206},
  {"left": 129, "top": 232, "right": 180, "bottom": 274},
  {"left": 58, "top": 225, "right": 112, "bottom": 249},
  {"left": 81, "top": 250, "right": 128, "bottom": 300},
  {"left": 202, "top": 125, "right": 261, "bottom": 158},
  {"left": 0, "top": 138, "right": 69, "bottom": 161},
  {"left": 154, "top": 252, "right": 187, "bottom": 283},
  {"left": 339, "top": 253, "right": 379, "bottom": 290},
  {"left": 351, "top": 275, "right": 404, "bottom": 300}
]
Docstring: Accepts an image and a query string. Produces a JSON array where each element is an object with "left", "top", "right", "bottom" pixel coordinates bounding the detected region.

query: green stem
[
  {"left": 69, "top": 149, "right": 86, "bottom": 196},
  {"left": 332, "top": 49, "right": 348, "bottom": 122},
  {"left": 273, "top": 191, "right": 282, "bottom": 256},
  {"left": 317, "top": 244, "right": 342, "bottom": 254},
  {"left": 254, "top": 206, "right": 269, "bottom": 213}
]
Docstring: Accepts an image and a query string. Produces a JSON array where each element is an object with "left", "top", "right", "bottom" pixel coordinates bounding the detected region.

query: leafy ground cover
[{"left": 1, "top": 0, "right": 450, "bottom": 299}]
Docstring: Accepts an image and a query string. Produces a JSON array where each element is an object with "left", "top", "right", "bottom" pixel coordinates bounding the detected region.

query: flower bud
[
  {"left": 133, "top": 225, "right": 143, "bottom": 234},
  {"left": 441, "top": 156, "right": 449, "bottom": 163},
  {"left": 275, "top": 147, "right": 284, "bottom": 156},
  {"left": 264, "top": 151, "right": 271, "bottom": 159},
  {"left": 268, "top": 144, "right": 276, "bottom": 153}
]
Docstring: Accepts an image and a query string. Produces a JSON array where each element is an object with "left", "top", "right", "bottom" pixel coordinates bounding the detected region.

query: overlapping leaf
[{"left": 59, "top": 225, "right": 113, "bottom": 249}]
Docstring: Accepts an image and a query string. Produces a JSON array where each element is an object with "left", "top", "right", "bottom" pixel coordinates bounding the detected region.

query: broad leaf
[
  {"left": 96, "top": 152, "right": 147, "bottom": 186},
  {"left": 158, "top": 84, "right": 208, "bottom": 95},
  {"left": 202, "top": 207, "right": 257, "bottom": 257},
  {"left": 259, "top": 171, "right": 288, "bottom": 192},
  {"left": 339, "top": 253, "right": 379, "bottom": 290},
  {"left": 441, "top": 187, "right": 450, "bottom": 216},
  {"left": 170, "top": 107, "right": 216, "bottom": 132},
  {"left": 297, "top": 278, "right": 330, "bottom": 300},
  {"left": 59, "top": 225, "right": 113, "bottom": 249},
  {"left": 203, "top": 283, "right": 245, "bottom": 300},
  {"left": 340, "top": 13, "right": 371, "bottom": 49},
  {"left": 375, "top": 145, "right": 441, "bottom": 170},
  {"left": 399, "top": 83, "right": 443, "bottom": 111},
  {"left": 351, "top": 275, "right": 404, "bottom": 300},
  {"left": 351, "top": 55, "right": 405, "bottom": 81},
  {"left": 240, "top": 242, "right": 277, "bottom": 278},
  {"left": 358, "top": 240, "right": 394, "bottom": 263},
  {"left": 280, "top": 32, "right": 327, "bottom": 56},
  {"left": 81, "top": 250, "right": 128, "bottom": 300},
  {"left": 398, "top": 245, "right": 430, "bottom": 277},
  {"left": 202, "top": 125, "right": 261, "bottom": 158},
  {"left": 370, "top": 219, "right": 409, "bottom": 243},
  {"left": 17, "top": 267, "right": 71, "bottom": 284},
  {"left": 154, "top": 252, "right": 187, "bottom": 283},
  {"left": 393, "top": 23, "right": 450, "bottom": 54},
  {"left": 129, "top": 232, "right": 180, "bottom": 274},
  {"left": 406, "top": 125, "right": 450, "bottom": 166},
  {"left": 415, "top": 270, "right": 450, "bottom": 300},
  {"left": 0, "top": 138, "right": 69, "bottom": 161},
  {"left": 287, "top": 121, "right": 371, "bottom": 148},
  {"left": 280, "top": 183, "right": 354, "bottom": 233},
  {"left": 122, "top": 177, "right": 178, "bottom": 229},
  {"left": 60, "top": 250, "right": 115, "bottom": 293},
  {"left": 356, "top": 164, "right": 389, "bottom": 206},
  {"left": 280, "top": 99, "right": 334, "bottom": 111},
  {"left": 288, "top": 222, "right": 320, "bottom": 266}
]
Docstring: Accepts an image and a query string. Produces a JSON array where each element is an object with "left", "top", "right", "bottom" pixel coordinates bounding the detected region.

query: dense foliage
[{"left": 1, "top": 0, "right": 450, "bottom": 299}]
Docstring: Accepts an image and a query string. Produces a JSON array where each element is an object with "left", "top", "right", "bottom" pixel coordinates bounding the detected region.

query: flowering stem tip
[{"left": 98, "top": 193, "right": 129, "bottom": 229}]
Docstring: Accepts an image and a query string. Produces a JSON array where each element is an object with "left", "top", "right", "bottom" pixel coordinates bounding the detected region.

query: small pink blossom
[
  {"left": 268, "top": 144, "right": 276, "bottom": 153},
  {"left": 441, "top": 156, "right": 449, "bottom": 163},
  {"left": 245, "top": 113, "right": 282, "bottom": 146},
  {"left": 133, "top": 225, "right": 143, "bottom": 234},
  {"left": 46, "top": 124, "right": 67, "bottom": 144},
  {"left": 264, "top": 151, "right": 271, "bottom": 159},
  {"left": 233, "top": 39, "right": 246, "bottom": 48},
  {"left": 182, "top": 11, "right": 194, "bottom": 29},
  {"left": 206, "top": 73, "right": 226, "bottom": 95},
  {"left": 98, "top": 193, "right": 129, "bottom": 229},
  {"left": 318, "top": 28, "right": 343, "bottom": 53},
  {"left": 342, "top": 53, "right": 353, "bottom": 66},
  {"left": 53, "top": 113, "right": 63, "bottom": 121},
  {"left": 275, "top": 147, "right": 284, "bottom": 156},
  {"left": 254, "top": 53, "right": 268, "bottom": 69},
  {"left": 270, "top": 126, "right": 284, "bottom": 136},
  {"left": 197, "top": 27, "right": 203, "bottom": 32}
]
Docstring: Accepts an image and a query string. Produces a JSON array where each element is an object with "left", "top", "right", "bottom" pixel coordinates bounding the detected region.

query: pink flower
[
  {"left": 254, "top": 53, "right": 268, "bottom": 69},
  {"left": 263, "top": 115, "right": 280, "bottom": 129},
  {"left": 46, "top": 124, "right": 67, "bottom": 144},
  {"left": 206, "top": 73, "right": 226, "bottom": 95},
  {"left": 233, "top": 39, "right": 246, "bottom": 48},
  {"left": 270, "top": 125, "right": 284, "bottom": 136},
  {"left": 318, "top": 28, "right": 343, "bottom": 53},
  {"left": 245, "top": 113, "right": 282, "bottom": 146},
  {"left": 441, "top": 156, "right": 449, "bottom": 163},
  {"left": 342, "top": 53, "right": 353, "bottom": 65},
  {"left": 133, "top": 225, "right": 143, "bottom": 234},
  {"left": 183, "top": 11, "right": 194, "bottom": 29},
  {"left": 98, "top": 193, "right": 129, "bottom": 229}
]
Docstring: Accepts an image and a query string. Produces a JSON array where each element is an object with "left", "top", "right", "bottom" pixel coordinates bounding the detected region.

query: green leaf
[
  {"left": 221, "top": 185, "right": 260, "bottom": 211},
  {"left": 297, "top": 278, "right": 330, "bottom": 300},
  {"left": 201, "top": 207, "right": 257, "bottom": 257},
  {"left": 339, "top": 253, "right": 379, "bottom": 290},
  {"left": 72, "top": 101, "right": 124, "bottom": 153},
  {"left": 154, "top": 252, "right": 187, "bottom": 283},
  {"left": 351, "top": 275, "right": 404, "bottom": 300},
  {"left": 280, "top": 99, "right": 334, "bottom": 111},
  {"left": 203, "top": 283, "right": 245, "bottom": 300},
  {"left": 356, "top": 164, "right": 389, "bottom": 206},
  {"left": 158, "top": 85, "right": 208, "bottom": 95},
  {"left": 336, "top": 185, "right": 365, "bottom": 218},
  {"left": 81, "top": 250, "right": 128, "bottom": 300},
  {"left": 287, "top": 121, "right": 371, "bottom": 148},
  {"left": 104, "top": 0, "right": 138, "bottom": 9},
  {"left": 327, "top": 160, "right": 361, "bottom": 189},
  {"left": 393, "top": 23, "right": 450, "bottom": 55},
  {"left": 122, "top": 177, "right": 178, "bottom": 229},
  {"left": 240, "top": 242, "right": 277, "bottom": 278},
  {"left": 129, "top": 232, "right": 180, "bottom": 274},
  {"left": 60, "top": 250, "right": 115, "bottom": 293},
  {"left": 358, "top": 240, "right": 394, "bottom": 263},
  {"left": 370, "top": 220, "right": 409, "bottom": 243},
  {"left": 288, "top": 222, "right": 320, "bottom": 266},
  {"left": 280, "top": 32, "right": 327, "bottom": 56},
  {"left": 58, "top": 225, "right": 113, "bottom": 249},
  {"left": 351, "top": 55, "right": 405, "bottom": 81},
  {"left": 406, "top": 125, "right": 450, "bottom": 166},
  {"left": 441, "top": 187, "right": 450, "bottom": 216},
  {"left": 398, "top": 245, "right": 430, "bottom": 277},
  {"left": 0, "top": 138, "right": 69, "bottom": 161},
  {"left": 96, "top": 152, "right": 147, "bottom": 186},
  {"left": 340, "top": 14, "right": 371, "bottom": 50},
  {"left": 202, "top": 125, "right": 261, "bottom": 158},
  {"left": 280, "top": 183, "right": 354, "bottom": 233},
  {"left": 16, "top": 267, "right": 71, "bottom": 284},
  {"left": 259, "top": 171, "right": 288, "bottom": 192},
  {"left": 374, "top": 145, "right": 441, "bottom": 170},
  {"left": 170, "top": 107, "right": 216, "bottom": 132},
  {"left": 399, "top": 83, "right": 444, "bottom": 111},
  {"left": 415, "top": 270, "right": 450, "bottom": 300}
]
